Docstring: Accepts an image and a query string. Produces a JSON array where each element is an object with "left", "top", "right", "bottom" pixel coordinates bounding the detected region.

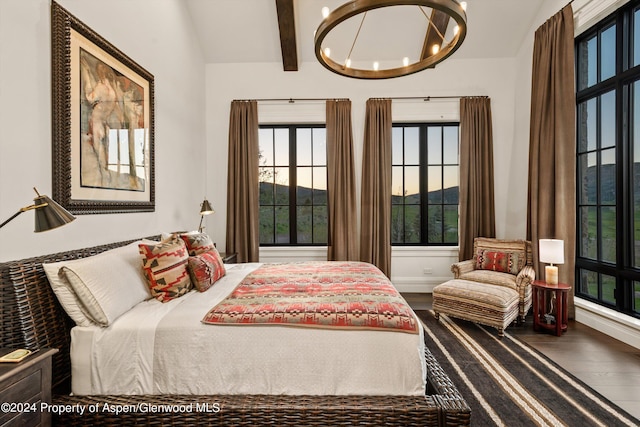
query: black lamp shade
[
  {"left": 34, "top": 195, "right": 76, "bottom": 232},
  {"left": 200, "top": 199, "right": 214, "bottom": 216}
]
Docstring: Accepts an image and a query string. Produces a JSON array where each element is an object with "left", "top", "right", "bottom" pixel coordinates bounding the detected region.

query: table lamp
[
  {"left": 198, "top": 198, "right": 214, "bottom": 232},
  {"left": 539, "top": 239, "right": 564, "bottom": 285},
  {"left": 0, "top": 188, "right": 75, "bottom": 232}
]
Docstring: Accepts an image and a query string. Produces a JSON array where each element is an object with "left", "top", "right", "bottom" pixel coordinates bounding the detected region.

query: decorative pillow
[
  {"left": 187, "top": 248, "right": 226, "bottom": 292},
  {"left": 43, "top": 240, "right": 154, "bottom": 327},
  {"left": 139, "top": 237, "right": 192, "bottom": 302},
  {"left": 476, "top": 250, "right": 523, "bottom": 275},
  {"left": 179, "top": 232, "right": 215, "bottom": 256}
]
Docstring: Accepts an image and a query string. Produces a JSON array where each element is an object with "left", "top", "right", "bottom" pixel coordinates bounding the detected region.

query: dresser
[{"left": 0, "top": 348, "right": 58, "bottom": 427}]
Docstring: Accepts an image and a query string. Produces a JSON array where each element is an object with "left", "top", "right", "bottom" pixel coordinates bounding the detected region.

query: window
[
  {"left": 391, "top": 123, "right": 459, "bottom": 245},
  {"left": 575, "top": 0, "right": 640, "bottom": 318},
  {"left": 258, "top": 125, "right": 327, "bottom": 245}
]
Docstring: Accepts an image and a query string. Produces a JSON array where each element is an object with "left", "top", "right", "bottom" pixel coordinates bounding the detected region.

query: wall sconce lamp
[
  {"left": 0, "top": 188, "right": 75, "bottom": 232},
  {"left": 198, "top": 199, "right": 214, "bottom": 233},
  {"left": 539, "top": 239, "right": 564, "bottom": 285}
]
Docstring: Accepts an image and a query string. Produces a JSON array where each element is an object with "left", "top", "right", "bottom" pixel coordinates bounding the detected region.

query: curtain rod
[{"left": 234, "top": 98, "right": 349, "bottom": 103}]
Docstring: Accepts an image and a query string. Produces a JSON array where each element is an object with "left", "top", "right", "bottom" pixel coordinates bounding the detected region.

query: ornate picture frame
[{"left": 51, "top": 1, "right": 155, "bottom": 214}]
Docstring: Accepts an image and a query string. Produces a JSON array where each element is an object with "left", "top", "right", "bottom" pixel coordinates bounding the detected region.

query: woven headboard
[{"left": 0, "top": 236, "right": 159, "bottom": 390}]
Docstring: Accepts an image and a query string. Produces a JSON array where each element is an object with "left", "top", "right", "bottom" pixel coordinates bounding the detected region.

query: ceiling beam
[
  {"left": 420, "top": 9, "right": 450, "bottom": 61},
  {"left": 275, "top": 0, "right": 298, "bottom": 71}
]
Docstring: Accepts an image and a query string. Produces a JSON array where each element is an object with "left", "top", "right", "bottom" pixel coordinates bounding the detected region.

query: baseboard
[
  {"left": 391, "top": 277, "right": 450, "bottom": 293},
  {"left": 574, "top": 297, "right": 640, "bottom": 350}
]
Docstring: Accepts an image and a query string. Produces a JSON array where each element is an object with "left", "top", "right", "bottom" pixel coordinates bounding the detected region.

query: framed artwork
[{"left": 51, "top": 1, "right": 154, "bottom": 214}]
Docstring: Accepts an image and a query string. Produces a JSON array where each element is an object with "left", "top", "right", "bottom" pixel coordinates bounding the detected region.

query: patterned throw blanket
[{"left": 202, "top": 261, "right": 418, "bottom": 334}]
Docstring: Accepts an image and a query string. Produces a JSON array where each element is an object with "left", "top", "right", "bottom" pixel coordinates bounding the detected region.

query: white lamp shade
[{"left": 539, "top": 239, "right": 564, "bottom": 265}]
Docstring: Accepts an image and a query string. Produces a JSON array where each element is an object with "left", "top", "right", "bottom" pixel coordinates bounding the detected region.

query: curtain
[
  {"left": 527, "top": 5, "right": 576, "bottom": 316},
  {"left": 226, "top": 100, "right": 260, "bottom": 262},
  {"left": 360, "top": 98, "right": 392, "bottom": 277},
  {"left": 326, "top": 99, "right": 359, "bottom": 261},
  {"left": 458, "top": 96, "right": 496, "bottom": 261}
]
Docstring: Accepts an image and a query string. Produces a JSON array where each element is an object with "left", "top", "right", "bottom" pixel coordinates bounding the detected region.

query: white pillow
[
  {"left": 43, "top": 262, "right": 94, "bottom": 327},
  {"left": 43, "top": 240, "right": 153, "bottom": 327}
]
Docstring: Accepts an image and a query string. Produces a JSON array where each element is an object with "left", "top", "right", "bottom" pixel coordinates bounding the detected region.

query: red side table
[{"left": 532, "top": 280, "right": 571, "bottom": 336}]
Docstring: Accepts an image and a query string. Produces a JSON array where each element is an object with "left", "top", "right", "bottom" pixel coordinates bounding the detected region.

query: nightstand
[
  {"left": 0, "top": 348, "right": 58, "bottom": 427},
  {"left": 221, "top": 252, "right": 238, "bottom": 264}
]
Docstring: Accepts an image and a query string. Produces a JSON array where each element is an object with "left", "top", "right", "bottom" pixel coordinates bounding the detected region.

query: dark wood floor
[{"left": 402, "top": 293, "right": 640, "bottom": 420}]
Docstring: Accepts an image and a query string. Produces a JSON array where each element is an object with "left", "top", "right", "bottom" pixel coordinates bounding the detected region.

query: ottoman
[{"left": 432, "top": 279, "right": 520, "bottom": 337}]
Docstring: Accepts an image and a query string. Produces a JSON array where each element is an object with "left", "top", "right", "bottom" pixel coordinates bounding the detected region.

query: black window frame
[
  {"left": 258, "top": 124, "right": 328, "bottom": 246},
  {"left": 575, "top": 0, "right": 640, "bottom": 318},
  {"left": 391, "top": 122, "right": 460, "bottom": 246}
]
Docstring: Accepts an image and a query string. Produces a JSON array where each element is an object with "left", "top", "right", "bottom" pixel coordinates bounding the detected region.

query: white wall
[
  {"left": 205, "top": 56, "right": 519, "bottom": 291},
  {"left": 0, "top": 0, "right": 206, "bottom": 261}
]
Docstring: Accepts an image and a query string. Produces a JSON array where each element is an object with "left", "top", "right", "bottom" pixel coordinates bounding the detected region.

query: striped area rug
[{"left": 416, "top": 310, "right": 640, "bottom": 427}]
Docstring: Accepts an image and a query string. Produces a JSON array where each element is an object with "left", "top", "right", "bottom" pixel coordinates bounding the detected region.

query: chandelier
[{"left": 314, "top": 0, "right": 467, "bottom": 79}]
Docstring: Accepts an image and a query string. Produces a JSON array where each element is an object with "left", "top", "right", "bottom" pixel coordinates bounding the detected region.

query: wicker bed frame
[{"left": 0, "top": 237, "right": 470, "bottom": 426}]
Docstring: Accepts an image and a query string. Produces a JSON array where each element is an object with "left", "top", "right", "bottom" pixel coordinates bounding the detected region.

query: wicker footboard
[
  {"left": 0, "top": 237, "right": 470, "bottom": 426},
  {"left": 52, "top": 347, "right": 470, "bottom": 427}
]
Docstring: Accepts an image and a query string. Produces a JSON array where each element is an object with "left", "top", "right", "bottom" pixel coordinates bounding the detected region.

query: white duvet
[{"left": 70, "top": 263, "right": 427, "bottom": 396}]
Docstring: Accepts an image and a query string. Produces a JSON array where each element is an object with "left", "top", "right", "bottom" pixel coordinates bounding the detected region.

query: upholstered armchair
[{"left": 451, "top": 237, "right": 536, "bottom": 323}]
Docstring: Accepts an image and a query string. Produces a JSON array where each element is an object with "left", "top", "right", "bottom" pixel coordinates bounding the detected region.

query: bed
[{"left": 0, "top": 236, "right": 470, "bottom": 426}]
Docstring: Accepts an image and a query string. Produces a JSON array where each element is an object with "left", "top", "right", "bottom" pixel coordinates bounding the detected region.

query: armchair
[{"left": 451, "top": 237, "right": 535, "bottom": 323}]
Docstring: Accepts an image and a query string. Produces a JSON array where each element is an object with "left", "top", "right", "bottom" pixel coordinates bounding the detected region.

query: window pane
[
  {"left": 579, "top": 269, "right": 598, "bottom": 299},
  {"left": 577, "top": 153, "right": 595, "bottom": 204},
  {"left": 405, "top": 131, "right": 420, "bottom": 166},
  {"left": 312, "top": 129, "right": 326, "bottom": 165},
  {"left": 600, "top": 25, "right": 616, "bottom": 81},
  {"left": 405, "top": 166, "right": 420, "bottom": 203},
  {"left": 577, "top": 98, "right": 597, "bottom": 152},
  {"left": 634, "top": 281, "right": 640, "bottom": 314},
  {"left": 578, "top": 35, "right": 597, "bottom": 90},
  {"left": 392, "top": 166, "right": 404, "bottom": 198},
  {"left": 313, "top": 206, "right": 328, "bottom": 243},
  {"left": 259, "top": 129, "right": 274, "bottom": 165},
  {"left": 443, "top": 127, "right": 459, "bottom": 164},
  {"left": 260, "top": 207, "right": 274, "bottom": 244},
  {"left": 428, "top": 205, "right": 443, "bottom": 243},
  {"left": 392, "top": 129, "right": 403, "bottom": 164},
  {"left": 259, "top": 175, "right": 274, "bottom": 205},
  {"left": 404, "top": 205, "right": 420, "bottom": 243},
  {"left": 443, "top": 166, "right": 459, "bottom": 203},
  {"left": 601, "top": 91, "right": 616, "bottom": 148},
  {"left": 273, "top": 130, "right": 288, "bottom": 165},
  {"left": 579, "top": 206, "right": 598, "bottom": 259},
  {"left": 428, "top": 166, "right": 442, "bottom": 203},
  {"left": 275, "top": 167, "right": 289, "bottom": 204},
  {"left": 444, "top": 205, "right": 458, "bottom": 244},
  {"left": 297, "top": 128, "right": 312, "bottom": 165},
  {"left": 313, "top": 167, "right": 327, "bottom": 204},
  {"left": 635, "top": 9, "right": 640, "bottom": 67},
  {"left": 600, "top": 148, "right": 616, "bottom": 204},
  {"left": 602, "top": 274, "right": 616, "bottom": 304},
  {"left": 391, "top": 205, "right": 404, "bottom": 243},
  {"left": 275, "top": 206, "right": 289, "bottom": 243},
  {"left": 601, "top": 206, "right": 616, "bottom": 263},
  {"left": 428, "top": 128, "right": 442, "bottom": 165},
  {"left": 297, "top": 206, "right": 312, "bottom": 244},
  {"left": 297, "top": 167, "right": 312, "bottom": 205}
]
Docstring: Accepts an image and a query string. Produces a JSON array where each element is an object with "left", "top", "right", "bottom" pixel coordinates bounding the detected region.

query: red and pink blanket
[{"left": 202, "top": 261, "right": 418, "bottom": 334}]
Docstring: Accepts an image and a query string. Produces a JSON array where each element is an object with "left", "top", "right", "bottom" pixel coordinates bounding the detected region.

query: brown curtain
[
  {"left": 326, "top": 99, "right": 359, "bottom": 261},
  {"left": 459, "top": 96, "right": 496, "bottom": 261},
  {"left": 360, "top": 98, "right": 392, "bottom": 277},
  {"left": 527, "top": 5, "right": 576, "bottom": 316},
  {"left": 226, "top": 100, "right": 260, "bottom": 262}
]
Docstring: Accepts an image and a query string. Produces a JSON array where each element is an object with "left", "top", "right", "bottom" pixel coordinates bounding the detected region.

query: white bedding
[{"left": 70, "top": 263, "right": 427, "bottom": 396}]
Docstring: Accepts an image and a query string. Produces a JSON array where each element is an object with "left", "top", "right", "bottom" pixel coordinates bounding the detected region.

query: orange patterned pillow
[
  {"left": 187, "top": 249, "right": 226, "bottom": 292},
  {"left": 476, "top": 250, "right": 523, "bottom": 275},
  {"left": 179, "top": 232, "right": 215, "bottom": 256},
  {"left": 139, "top": 237, "right": 192, "bottom": 302}
]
